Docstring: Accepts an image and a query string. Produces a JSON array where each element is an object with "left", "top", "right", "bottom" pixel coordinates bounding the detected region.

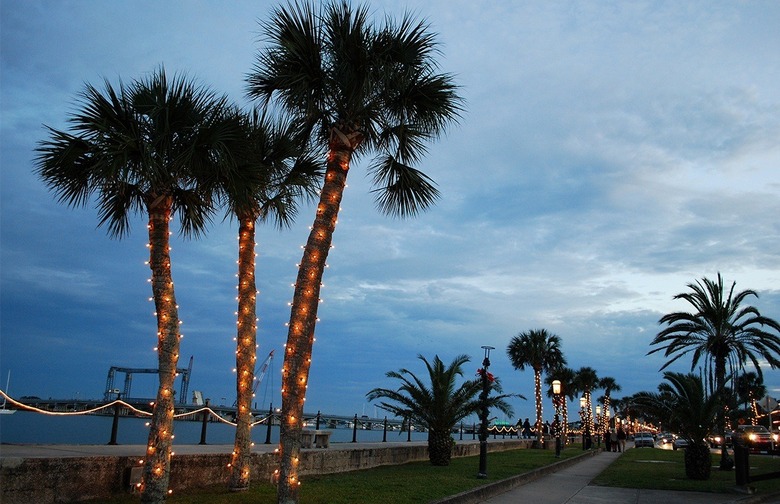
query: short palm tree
[
  {"left": 572, "top": 367, "right": 599, "bottom": 439},
  {"left": 545, "top": 366, "right": 576, "bottom": 444},
  {"left": 598, "top": 376, "right": 621, "bottom": 433},
  {"left": 247, "top": 2, "right": 462, "bottom": 500},
  {"left": 35, "top": 68, "right": 232, "bottom": 503},
  {"left": 217, "top": 109, "right": 320, "bottom": 492},
  {"left": 634, "top": 372, "right": 721, "bottom": 480},
  {"left": 648, "top": 273, "right": 780, "bottom": 469},
  {"left": 507, "top": 329, "right": 566, "bottom": 443},
  {"left": 366, "top": 354, "right": 515, "bottom": 466},
  {"left": 735, "top": 371, "right": 766, "bottom": 425}
]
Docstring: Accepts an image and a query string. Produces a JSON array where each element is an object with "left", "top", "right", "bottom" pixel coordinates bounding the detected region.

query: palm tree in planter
[
  {"left": 35, "top": 68, "right": 233, "bottom": 503},
  {"left": 366, "top": 354, "right": 516, "bottom": 466},
  {"left": 217, "top": 109, "right": 321, "bottom": 492},
  {"left": 649, "top": 273, "right": 780, "bottom": 470},
  {"left": 634, "top": 372, "right": 721, "bottom": 480},
  {"left": 507, "top": 329, "right": 566, "bottom": 444},
  {"left": 247, "top": 2, "right": 462, "bottom": 499}
]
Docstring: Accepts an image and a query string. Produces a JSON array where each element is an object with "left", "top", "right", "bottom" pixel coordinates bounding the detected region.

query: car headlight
[
  {"left": 713, "top": 436, "right": 722, "bottom": 443},
  {"left": 749, "top": 433, "right": 757, "bottom": 442}
]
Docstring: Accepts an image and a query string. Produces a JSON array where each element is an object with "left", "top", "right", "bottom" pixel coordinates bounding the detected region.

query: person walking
[
  {"left": 617, "top": 426, "right": 627, "bottom": 453},
  {"left": 604, "top": 427, "right": 612, "bottom": 452},
  {"left": 522, "top": 418, "right": 532, "bottom": 439}
]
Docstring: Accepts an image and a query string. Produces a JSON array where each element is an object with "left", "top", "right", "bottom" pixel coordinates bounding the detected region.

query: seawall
[{"left": 1, "top": 439, "right": 537, "bottom": 503}]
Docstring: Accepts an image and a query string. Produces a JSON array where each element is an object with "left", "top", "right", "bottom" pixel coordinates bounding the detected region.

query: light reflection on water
[{"left": 0, "top": 411, "right": 431, "bottom": 445}]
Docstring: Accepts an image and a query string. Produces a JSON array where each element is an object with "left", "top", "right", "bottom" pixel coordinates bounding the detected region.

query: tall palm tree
[
  {"left": 572, "top": 367, "right": 600, "bottom": 441},
  {"left": 366, "top": 354, "right": 515, "bottom": 466},
  {"left": 35, "top": 68, "right": 233, "bottom": 503},
  {"left": 634, "top": 373, "right": 721, "bottom": 480},
  {"left": 247, "top": 2, "right": 462, "bottom": 500},
  {"left": 218, "top": 109, "right": 320, "bottom": 492},
  {"left": 648, "top": 273, "right": 780, "bottom": 469},
  {"left": 507, "top": 329, "right": 566, "bottom": 443},
  {"left": 545, "top": 366, "right": 576, "bottom": 444},
  {"left": 598, "top": 376, "right": 621, "bottom": 434}
]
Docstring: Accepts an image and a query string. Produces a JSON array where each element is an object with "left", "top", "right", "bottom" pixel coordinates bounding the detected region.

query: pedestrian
[
  {"left": 604, "top": 427, "right": 612, "bottom": 452},
  {"left": 522, "top": 418, "right": 532, "bottom": 439},
  {"left": 617, "top": 425, "right": 627, "bottom": 452}
]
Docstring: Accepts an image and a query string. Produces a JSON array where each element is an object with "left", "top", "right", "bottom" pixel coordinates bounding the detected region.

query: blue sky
[{"left": 1, "top": 0, "right": 779, "bottom": 424}]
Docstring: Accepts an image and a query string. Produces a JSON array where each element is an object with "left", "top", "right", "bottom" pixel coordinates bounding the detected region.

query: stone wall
[{"left": 1, "top": 440, "right": 529, "bottom": 503}]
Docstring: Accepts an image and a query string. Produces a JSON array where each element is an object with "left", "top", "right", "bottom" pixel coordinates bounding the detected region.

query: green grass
[
  {"left": 90, "top": 447, "right": 780, "bottom": 503},
  {"left": 90, "top": 447, "right": 583, "bottom": 503},
  {"left": 592, "top": 448, "right": 780, "bottom": 495}
]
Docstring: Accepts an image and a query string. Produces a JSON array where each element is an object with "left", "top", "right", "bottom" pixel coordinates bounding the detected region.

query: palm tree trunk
[
  {"left": 141, "top": 197, "right": 182, "bottom": 504},
  {"left": 230, "top": 216, "right": 258, "bottom": 491},
  {"left": 428, "top": 429, "right": 454, "bottom": 466},
  {"left": 277, "top": 129, "right": 357, "bottom": 504},
  {"left": 534, "top": 369, "right": 543, "bottom": 443},
  {"left": 715, "top": 357, "right": 731, "bottom": 470}
]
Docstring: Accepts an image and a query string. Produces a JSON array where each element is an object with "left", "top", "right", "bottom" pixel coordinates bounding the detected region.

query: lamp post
[
  {"left": 595, "top": 405, "right": 602, "bottom": 448},
  {"left": 552, "top": 380, "right": 562, "bottom": 458},
  {"left": 477, "top": 345, "right": 494, "bottom": 479}
]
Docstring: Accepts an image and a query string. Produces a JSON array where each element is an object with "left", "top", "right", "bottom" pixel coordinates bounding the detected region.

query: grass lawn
[
  {"left": 91, "top": 446, "right": 780, "bottom": 503},
  {"left": 592, "top": 447, "right": 780, "bottom": 495},
  {"left": 91, "top": 447, "right": 583, "bottom": 503}
]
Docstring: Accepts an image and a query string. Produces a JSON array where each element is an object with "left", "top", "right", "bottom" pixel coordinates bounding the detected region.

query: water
[{"left": 0, "top": 411, "right": 430, "bottom": 446}]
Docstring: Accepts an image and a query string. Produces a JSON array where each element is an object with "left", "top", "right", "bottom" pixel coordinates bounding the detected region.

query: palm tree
[
  {"left": 366, "top": 354, "right": 515, "bottom": 466},
  {"left": 247, "top": 2, "right": 462, "bottom": 500},
  {"left": 598, "top": 376, "right": 621, "bottom": 434},
  {"left": 35, "top": 68, "right": 232, "bottom": 503},
  {"left": 507, "top": 329, "right": 566, "bottom": 443},
  {"left": 545, "top": 366, "right": 576, "bottom": 444},
  {"left": 648, "top": 273, "right": 780, "bottom": 470},
  {"left": 218, "top": 109, "right": 320, "bottom": 492},
  {"left": 735, "top": 371, "right": 766, "bottom": 426},
  {"left": 634, "top": 372, "right": 721, "bottom": 480},
  {"left": 572, "top": 367, "right": 600, "bottom": 443}
]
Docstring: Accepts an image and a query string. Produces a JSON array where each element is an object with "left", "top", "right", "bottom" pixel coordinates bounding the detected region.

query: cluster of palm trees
[
  {"left": 35, "top": 2, "right": 462, "bottom": 504},
  {"left": 507, "top": 329, "right": 622, "bottom": 447},
  {"left": 643, "top": 273, "right": 780, "bottom": 477}
]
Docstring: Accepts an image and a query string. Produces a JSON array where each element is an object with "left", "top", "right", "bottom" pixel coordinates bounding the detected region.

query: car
[
  {"left": 634, "top": 432, "right": 655, "bottom": 448},
  {"left": 658, "top": 432, "right": 675, "bottom": 445},
  {"left": 708, "top": 431, "right": 732, "bottom": 448},
  {"left": 672, "top": 436, "right": 689, "bottom": 450},
  {"left": 735, "top": 425, "right": 773, "bottom": 451}
]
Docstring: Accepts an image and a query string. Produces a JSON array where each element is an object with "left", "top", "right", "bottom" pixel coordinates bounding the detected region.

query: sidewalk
[{"left": 478, "top": 450, "right": 778, "bottom": 504}]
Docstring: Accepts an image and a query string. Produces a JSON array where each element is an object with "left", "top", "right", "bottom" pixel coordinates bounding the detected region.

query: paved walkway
[{"left": 478, "top": 450, "right": 778, "bottom": 504}]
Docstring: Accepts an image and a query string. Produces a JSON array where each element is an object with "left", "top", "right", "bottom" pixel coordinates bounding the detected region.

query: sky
[{"left": 1, "top": 0, "right": 779, "bottom": 425}]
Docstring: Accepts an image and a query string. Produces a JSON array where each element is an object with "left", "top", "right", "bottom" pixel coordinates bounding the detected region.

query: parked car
[
  {"left": 634, "top": 432, "right": 655, "bottom": 448},
  {"left": 735, "top": 425, "right": 773, "bottom": 452},
  {"left": 672, "top": 436, "right": 689, "bottom": 450}
]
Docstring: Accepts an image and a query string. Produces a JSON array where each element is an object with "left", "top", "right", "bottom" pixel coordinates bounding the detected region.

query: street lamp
[
  {"left": 477, "top": 345, "right": 494, "bottom": 479},
  {"left": 552, "top": 380, "right": 562, "bottom": 458},
  {"left": 595, "top": 405, "right": 602, "bottom": 448}
]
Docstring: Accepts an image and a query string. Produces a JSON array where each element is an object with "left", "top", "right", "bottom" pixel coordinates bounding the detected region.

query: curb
[{"left": 430, "top": 450, "right": 599, "bottom": 504}]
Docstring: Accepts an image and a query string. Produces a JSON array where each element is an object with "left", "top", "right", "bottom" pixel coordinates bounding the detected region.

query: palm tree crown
[
  {"left": 366, "top": 354, "right": 514, "bottom": 466},
  {"left": 507, "top": 329, "right": 566, "bottom": 441},
  {"left": 247, "top": 2, "right": 463, "bottom": 501}
]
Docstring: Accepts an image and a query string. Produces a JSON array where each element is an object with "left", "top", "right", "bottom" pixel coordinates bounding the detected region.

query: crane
[{"left": 232, "top": 350, "right": 274, "bottom": 407}]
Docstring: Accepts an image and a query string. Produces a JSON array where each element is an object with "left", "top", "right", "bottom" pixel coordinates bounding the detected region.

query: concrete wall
[{"left": 0, "top": 440, "right": 530, "bottom": 503}]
